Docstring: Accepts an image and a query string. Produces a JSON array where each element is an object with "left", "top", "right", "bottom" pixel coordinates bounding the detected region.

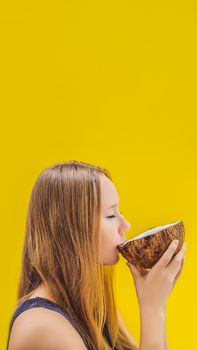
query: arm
[
  {"left": 139, "top": 306, "right": 165, "bottom": 350},
  {"left": 8, "top": 308, "right": 88, "bottom": 350},
  {"left": 164, "top": 311, "right": 169, "bottom": 350}
]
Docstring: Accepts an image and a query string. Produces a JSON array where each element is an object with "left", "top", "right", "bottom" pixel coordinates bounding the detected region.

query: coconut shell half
[{"left": 117, "top": 220, "right": 185, "bottom": 269}]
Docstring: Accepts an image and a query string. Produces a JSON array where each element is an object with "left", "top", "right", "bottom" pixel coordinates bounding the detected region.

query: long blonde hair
[{"left": 9, "top": 161, "right": 138, "bottom": 350}]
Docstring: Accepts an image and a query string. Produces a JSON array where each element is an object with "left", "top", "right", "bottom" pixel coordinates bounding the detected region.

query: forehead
[{"left": 99, "top": 175, "right": 119, "bottom": 208}]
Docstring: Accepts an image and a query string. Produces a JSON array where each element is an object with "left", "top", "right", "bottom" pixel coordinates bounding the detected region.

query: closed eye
[{"left": 106, "top": 212, "right": 122, "bottom": 219}]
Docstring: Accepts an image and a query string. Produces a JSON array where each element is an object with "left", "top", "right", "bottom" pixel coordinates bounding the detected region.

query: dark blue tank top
[{"left": 6, "top": 296, "right": 119, "bottom": 350}]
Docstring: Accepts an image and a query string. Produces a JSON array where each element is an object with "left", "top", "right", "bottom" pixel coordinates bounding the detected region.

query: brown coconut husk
[{"left": 117, "top": 220, "right": 185, "bottom": 269}]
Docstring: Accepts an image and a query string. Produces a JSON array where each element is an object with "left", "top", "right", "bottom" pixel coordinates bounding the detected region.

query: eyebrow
[{"left": 107, "top": 202, "right": 119, "bottom": 209}]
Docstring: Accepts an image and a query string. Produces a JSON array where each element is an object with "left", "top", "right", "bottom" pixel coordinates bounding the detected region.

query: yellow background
[{"left": 0, "top": 1, "right": 196, "bottom": 348}]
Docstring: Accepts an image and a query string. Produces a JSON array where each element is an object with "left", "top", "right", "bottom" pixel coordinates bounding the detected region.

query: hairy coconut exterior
[{"left": 117, "top": 220, "right": 185, "bottom": 269}]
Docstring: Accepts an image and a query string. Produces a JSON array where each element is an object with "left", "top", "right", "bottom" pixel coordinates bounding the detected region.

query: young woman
[{"left": 6, "top": 161, "right": 187, "bottom": 350}]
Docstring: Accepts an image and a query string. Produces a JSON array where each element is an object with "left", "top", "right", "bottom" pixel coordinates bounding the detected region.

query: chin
[{"left": 103, "top": 253, "right": 120, "bottom": 266}]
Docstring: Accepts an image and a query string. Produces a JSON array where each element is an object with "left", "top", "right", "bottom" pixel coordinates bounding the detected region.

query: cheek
[
  {"left": 101, "top": 220, "right": 115, "bottom": 238},
  {"left": 99, "top": 222, "right": 120, "bottom": 265},
  {"left": 100, "top": 220, "right": 117, "bottom": 249}
]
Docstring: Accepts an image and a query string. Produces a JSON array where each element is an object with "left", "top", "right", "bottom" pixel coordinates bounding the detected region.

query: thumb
[{"left": 126, "top": 262, "right": 141, "bottom": 279}]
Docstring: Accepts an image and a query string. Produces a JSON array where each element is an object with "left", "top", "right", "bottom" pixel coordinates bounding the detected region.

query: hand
[
  {"left": 126, "top": 240, "right": 187, "bottom": 311},
  {"left": 171, "top": 254, "right": 185, "bottom": 290}
]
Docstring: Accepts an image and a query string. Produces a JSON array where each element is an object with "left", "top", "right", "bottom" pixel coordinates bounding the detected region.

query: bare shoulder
[{"left": 8, "top": 307, "right": 87, "bottom": 350}]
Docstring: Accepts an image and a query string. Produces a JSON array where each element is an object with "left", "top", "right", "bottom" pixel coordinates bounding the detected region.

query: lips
[{"left": 117, "top": 240, "right": 126, "bottom": 247}]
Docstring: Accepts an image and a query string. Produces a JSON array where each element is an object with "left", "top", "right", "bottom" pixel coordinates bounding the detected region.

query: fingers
[
  {"left": 173, "top": 256, "right": 185, "bottom": 285},
  {"left": 166, "top": 243, "right": 187, "bottom": 276},
  {"left": 127, "top": 262, "right": 150, "bottom": 280},
  {"left": 151, "top": 239, "right": 180, "bottom": 272},
  {"left": 126, "top": 262, "right": 141, "bottom": 279},
  {"left": 171, "top": 256, "right": 186, "bottom": 292},
  {"left": 127, "top": 241, "right": 187, "bottom": 281},
  {"left": 138, "top": 266, "right": 150, "bottom": 276}
]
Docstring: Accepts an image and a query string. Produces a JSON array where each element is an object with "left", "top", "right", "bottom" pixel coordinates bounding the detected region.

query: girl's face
[{"left": 99, "top": 175, "right": 131, "bottom": 265}]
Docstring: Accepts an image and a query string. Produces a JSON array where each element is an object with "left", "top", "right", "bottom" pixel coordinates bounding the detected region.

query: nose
[{"left": 119, "top": 216, "right": 131, "bottom": 235}]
